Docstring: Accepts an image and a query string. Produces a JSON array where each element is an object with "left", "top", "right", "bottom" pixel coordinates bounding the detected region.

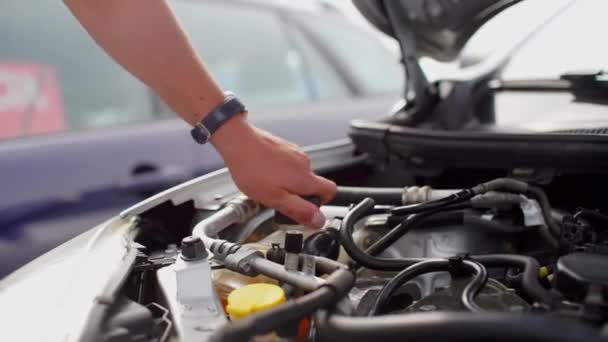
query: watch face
[{"left": 191, "top": 125, "right": 210, "bottom": 144}]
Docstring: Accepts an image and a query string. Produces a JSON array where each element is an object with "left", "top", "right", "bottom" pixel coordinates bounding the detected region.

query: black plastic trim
[{"left": 349, "top": 120, "right": 608, "bottom": 171}]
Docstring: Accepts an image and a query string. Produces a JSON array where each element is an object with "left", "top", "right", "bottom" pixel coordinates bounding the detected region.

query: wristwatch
[{"left": 190, "top": 92, "right": 247, "bottom": 144}]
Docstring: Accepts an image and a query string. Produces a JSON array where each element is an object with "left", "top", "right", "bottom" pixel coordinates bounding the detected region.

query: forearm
[{"left": 64, "top": 0, "right": 224, "bottom": 126}]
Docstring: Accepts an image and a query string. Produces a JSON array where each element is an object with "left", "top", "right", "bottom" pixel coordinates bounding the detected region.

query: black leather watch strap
[{"left": 190, "top": 92, "right": 247, "bottom": 144}]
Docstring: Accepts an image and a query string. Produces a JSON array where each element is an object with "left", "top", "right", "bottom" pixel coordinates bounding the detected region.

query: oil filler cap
[{"left": 226, "top": 283, "right": 286, "bottom": 320}]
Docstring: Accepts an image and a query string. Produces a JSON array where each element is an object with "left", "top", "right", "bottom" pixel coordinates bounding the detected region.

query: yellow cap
[
  {"left": 539, "top": 266, "right": 550, "bottom": 279},
  {"left": 226, "top": 283, "right": 286, "bottom": 320}
]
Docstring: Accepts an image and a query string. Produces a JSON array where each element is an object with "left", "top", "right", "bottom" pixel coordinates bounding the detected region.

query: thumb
[{"left": 273, "top": 192, "right": 326, "bottom": 229}]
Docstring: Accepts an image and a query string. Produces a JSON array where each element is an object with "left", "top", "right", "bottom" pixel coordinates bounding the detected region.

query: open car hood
[{"left": 352, "top": 0, "right": 521, "bottom": 62}]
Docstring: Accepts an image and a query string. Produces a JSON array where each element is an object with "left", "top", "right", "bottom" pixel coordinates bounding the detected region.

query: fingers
[
  {"left": 285, "top": 173, "right": 336, "bottom": 206},
  {"left": 311, "top": 175, "right": 337, "bottom": 204},
  {"left": 271, "top": 191, "right": 326, "bottom": 229}
]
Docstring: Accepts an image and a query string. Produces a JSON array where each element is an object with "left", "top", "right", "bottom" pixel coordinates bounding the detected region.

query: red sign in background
[{"left": 0, "top": 63, "right": 66, "bottom": 139}]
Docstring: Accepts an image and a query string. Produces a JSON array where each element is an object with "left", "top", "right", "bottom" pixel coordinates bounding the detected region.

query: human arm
[{"left": 64, "top": 0, "right": 335, "bottom": 227}]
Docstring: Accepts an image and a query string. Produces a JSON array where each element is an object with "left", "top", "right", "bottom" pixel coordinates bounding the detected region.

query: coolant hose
[
  {"left": 314, "top": 311, "right": 603, "bottom": 342},
  {"left": 340, "top": 198, "right": 556, "bottom": 305}
]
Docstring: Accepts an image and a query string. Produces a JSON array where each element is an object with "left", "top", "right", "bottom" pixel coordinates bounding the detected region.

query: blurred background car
[{"left": 0, "top": 0, "right": 404, "bottom": 277}]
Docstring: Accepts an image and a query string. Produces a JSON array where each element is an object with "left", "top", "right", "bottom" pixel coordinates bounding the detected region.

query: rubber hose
[
  {"left": 340, "top": 198, "right": 555, "bottom": 304},
  {"left": 471, "top": 178, "right": 529, "bottom": 194},
  {"left": 368, "top": 259, "right": 450, "bottom": 315},
  {"left": 333, "top": 186, "right": 403, "bottom": 205},
  {"left": 210, "top": 267, "right": 355, "bottom": 342},
  {"left": 340, "top": 197, "right": 426, "bottom": 271},
  {"left": 470, "top": 254, "right": 554, "bottom": 304},
  {"left": 368, "top": 259, "right": 488, "bottom": 316},
  {"left": 314, "top": 311, "right": 602, "bottom": 342},
  {"left": 575, "top": 208, "right": 608, "bottom": 224},
  {"left": 461, "top": 260, "right": 488, "bottom": 313},
  {"left": 210, "top": 287, "right": 335, "bottom": 342}
]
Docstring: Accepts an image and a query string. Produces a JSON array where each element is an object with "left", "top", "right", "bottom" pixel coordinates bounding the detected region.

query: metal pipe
[
  {"left": 192, "top": 195, "right": 261, "bottom": 242},
  {"left": 250, "top": 257, "right": 324, "bottom": 292}
]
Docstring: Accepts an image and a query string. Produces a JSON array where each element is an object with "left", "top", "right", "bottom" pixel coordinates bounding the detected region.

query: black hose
[
  {"left": 575, "top": 208, "right": 608, "bottom": 224},
  {"left": 461, "top": 260, "right": 488, "bottom": 313},
  {"left": 340, "top": 198, "right": 556, "bottom": 304},
  {"left": 365, "top": 203, "right": 471, "bottom": 257},
  {"left": 209, "top": 267, "right": 355, "bottom": 342},
  {"left": 333, "top": 186, "right": 403, "bottom": 205},
  {"left": 368, "top": 259, "right": 450, "bottom": 315},
  {"left": 340, "top": 198, "right": 426, "bottom": 271},
  {"left": 314, "top": 311, "right": 603, "bottom": 342},
  {"left": 470, "top": 254, "right": 554, "bottom": 304},
  {"left": 211, "top": 287, "right": 335, "bottom": 342},
  {"left": 368, "top": 259, "right": 488, "bottom": 316},
  {"left": 527, "top": 186, "right": 561, "bottom": 239}
]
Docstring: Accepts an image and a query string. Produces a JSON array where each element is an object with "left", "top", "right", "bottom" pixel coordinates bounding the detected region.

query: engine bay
[{"left": 98, "top": 157, "right": 608, "bottom": 342}]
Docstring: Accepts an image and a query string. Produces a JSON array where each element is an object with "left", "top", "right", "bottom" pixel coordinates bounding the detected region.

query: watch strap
[{"left": 190, "top": 92, "right": 247, "bottom": 144}]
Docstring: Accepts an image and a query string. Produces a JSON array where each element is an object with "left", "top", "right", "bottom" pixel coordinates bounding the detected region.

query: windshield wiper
[{"left": 489, "top": 70, "right": 608, "bottom": 104}]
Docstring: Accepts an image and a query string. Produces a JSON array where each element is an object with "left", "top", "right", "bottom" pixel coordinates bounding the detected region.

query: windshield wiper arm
[{"left": 489, "top": 70, "right": 608, "bottom": 104}]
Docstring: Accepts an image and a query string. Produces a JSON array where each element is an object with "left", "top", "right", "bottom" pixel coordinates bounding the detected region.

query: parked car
[
  {"left": 0, "top": 0, "right": 404, "bottom": 277},
  {"left": 4, "top": 0, "right": 608, "bottom": 341}
]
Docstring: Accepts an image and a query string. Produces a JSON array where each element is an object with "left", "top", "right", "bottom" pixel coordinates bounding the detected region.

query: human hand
[{"left": 211, "top": 114, "right": 336, "bottom": 228}]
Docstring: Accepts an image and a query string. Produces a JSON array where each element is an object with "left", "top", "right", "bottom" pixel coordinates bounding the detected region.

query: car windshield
[{"left": 460, "top": 0, "right": 608, "bottom": 80}]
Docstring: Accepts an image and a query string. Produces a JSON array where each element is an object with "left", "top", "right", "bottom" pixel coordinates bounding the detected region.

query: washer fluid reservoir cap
[{"left": 226, "top": 283, "right": 286, "bottom": 320}]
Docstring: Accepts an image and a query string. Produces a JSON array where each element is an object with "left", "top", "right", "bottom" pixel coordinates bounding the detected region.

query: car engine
[{"left": 100, "top": 156, "right": 608, "bottom": 342}]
